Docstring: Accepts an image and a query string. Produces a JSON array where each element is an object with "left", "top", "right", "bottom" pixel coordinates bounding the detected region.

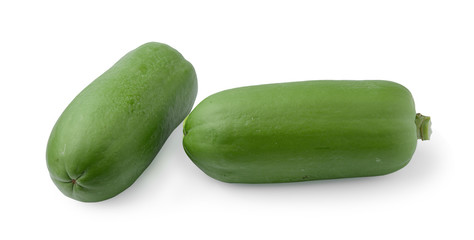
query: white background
[{"left": 1, "top": 0, "right": 472, "bottom": 239}]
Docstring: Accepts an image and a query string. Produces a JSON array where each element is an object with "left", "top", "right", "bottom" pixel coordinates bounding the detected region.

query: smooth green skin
[
  {"left": 47, "top": 42, "right": 197, "bottom": 202},
  {"left": 183, "top": 80, "right": 418, "bottom": 183}
]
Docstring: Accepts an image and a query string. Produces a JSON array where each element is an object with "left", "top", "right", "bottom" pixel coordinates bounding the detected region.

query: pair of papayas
[{"left": 47, "top": 42, "right": 431, "bottom": 202}]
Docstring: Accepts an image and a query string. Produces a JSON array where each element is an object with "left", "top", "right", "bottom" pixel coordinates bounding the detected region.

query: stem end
[{"left": 416, "top": 113, "right": 432, "bottom": 141}]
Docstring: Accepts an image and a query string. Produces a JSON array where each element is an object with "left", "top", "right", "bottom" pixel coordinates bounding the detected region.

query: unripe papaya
[
  {"left": 183, "top": 80, "right": 430, "bottom": 183},
  {"left": 47, "top": 42, "right": 197, "bottom": 202}
]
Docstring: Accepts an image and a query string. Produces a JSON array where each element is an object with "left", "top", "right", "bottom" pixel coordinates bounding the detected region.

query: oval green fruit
[
  {"left": 183, "top": 80, "right": 430, "bottom": 183},
  {"left": 47, "top": 42, "right": 197, "bottom": 202}
]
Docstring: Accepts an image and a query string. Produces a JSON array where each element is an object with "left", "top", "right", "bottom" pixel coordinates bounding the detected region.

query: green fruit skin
[
  {"left": 183, "top": 80, "right": 417, "bottom": 183},
  {"left": 47, "top": 42, "right": 197, "bottom": 202}
]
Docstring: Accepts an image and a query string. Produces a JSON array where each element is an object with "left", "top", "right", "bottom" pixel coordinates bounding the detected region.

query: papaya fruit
[
  {"left": 182, "top": 80, "right": 431, "bottom": 183},
  {"left": 47, "top": 42, "right": 197, "bottom": 202}
]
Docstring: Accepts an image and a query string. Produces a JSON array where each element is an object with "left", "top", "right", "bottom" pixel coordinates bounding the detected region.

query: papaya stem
[{"left": 415, "top": 113, "right": 432, "bottom": 141}]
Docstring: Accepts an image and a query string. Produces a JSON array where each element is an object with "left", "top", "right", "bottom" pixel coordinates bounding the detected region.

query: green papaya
[
  {"left": 47, "top": 42, "right": 197, "bottom": 202},
  {"left": 183, "top": 80, "right": 431, "bottom": 183}
]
